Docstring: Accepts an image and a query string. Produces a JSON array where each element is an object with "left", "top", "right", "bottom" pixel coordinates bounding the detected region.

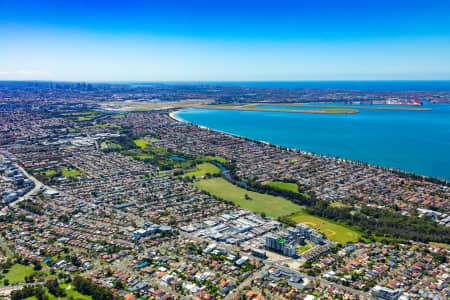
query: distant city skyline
[{"left": 1, "top": 0, "right": 450, "bottom": 81}]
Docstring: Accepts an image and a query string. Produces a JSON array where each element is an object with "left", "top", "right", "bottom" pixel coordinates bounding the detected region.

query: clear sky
[{"left": 1, "top": 0, "right": 450, "bottom": 81}]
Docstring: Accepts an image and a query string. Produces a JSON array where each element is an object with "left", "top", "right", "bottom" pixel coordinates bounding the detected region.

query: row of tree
[
  {"left": 10, "top": 280, "right": 66, "bottom": 300},
  {"left": 243, "top": 178, "right": 317, "bottom": 206},
  {"left": 45, "top": 279, "right": 66, "bottom": 297},
  {"left": 73, "top": 275, "right": 121, "bottom": 300},
  {"left": 18, "top": 200, "right": 43, "bottom": 215},
  {"left": 223, "top": 166, "right": 450, "bottom": 244},
  {"left": 305, "top": 200, "right": 450, "bottom": 244},
  {"left": 11, "top": 286, "right": 46, "bottom": 300}
]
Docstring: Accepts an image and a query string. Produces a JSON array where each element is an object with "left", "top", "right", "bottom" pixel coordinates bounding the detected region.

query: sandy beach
[{"left": 169, "top": 111, "right": 185, "bottom": 122}]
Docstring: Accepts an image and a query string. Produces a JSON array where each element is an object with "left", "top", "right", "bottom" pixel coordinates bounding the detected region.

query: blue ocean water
[
  {"left": 164, "top": 80, "right": 450, "bottom": 91},
  {"left": 176, "top": 102, "right": 450, "bottom": 180}
]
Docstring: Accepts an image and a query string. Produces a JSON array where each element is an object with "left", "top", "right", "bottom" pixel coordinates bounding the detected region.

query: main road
[
  {"left": 181, "top": 231, "right": 371, "bottom": 298},
  {"left": 1, "top": 162, "right": 45, "bottom": 213}
]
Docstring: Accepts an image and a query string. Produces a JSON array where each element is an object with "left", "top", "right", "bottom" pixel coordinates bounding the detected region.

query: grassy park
[
  {"left": 193, "top": 177, "right": 302, "bottom": 218},
  {"left": 193, "top": 177, "right": 360, "bottom": 243},
  {"left": 43, "top": 168, "right": 82, "bottom": 178},
  {"left": 60, "top": 283, "right": 92, "bottom": 299},
  {"left": 201, "top": 155, "right": 227, "bottom": 163},
  {"left": 134, "top": 138, "right": 160, "bottom": 149},
  {"left": 265, "top": 181, "right": 311, "bottom": 198},
  {"left": 183, "top": 162, "right": 221, "bottom": 177},
  {"left": 266, "top": 181, "right": 298, "bottom": 192},
  {"left": 134, "top": 138, "right": 149, "bottom": 149},
  {"left": 43, "top": 170, "right": 58, "bottom": 177},
  {"left": 76, "top": 115, "right": 101, "bottom": 122},
  {"left": 93, "top": 123, "right": 121, "bottom": 129},
  {"left": 3, "top": 264, "right": 36, "bottom": 284},
  {"left": 22, "top": 284, "right": 92, "bottom": 300},
  {"left": 289, "top": 211, "right": 360, "bottom": 244},
  {"left": 62, "top": 169, "right": 83, "bottom": 177}
]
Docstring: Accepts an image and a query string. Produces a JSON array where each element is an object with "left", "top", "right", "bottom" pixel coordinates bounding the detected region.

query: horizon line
[{"left": 2, "top": 79, "right": 450, "bottom": 83}]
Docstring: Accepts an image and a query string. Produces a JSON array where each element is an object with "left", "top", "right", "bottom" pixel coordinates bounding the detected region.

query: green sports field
[
  {"left": 289, "top": 211, "right": 360, "bottom": 244},
  {"left": 193, "top": 177, "right": 302, "bottom": 218}
]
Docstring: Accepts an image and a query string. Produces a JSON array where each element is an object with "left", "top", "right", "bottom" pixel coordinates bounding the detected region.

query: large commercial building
[
  {"left": 371, "top": 285, "right": 402, "bottom": 300},
  {"left": 265, "top": 234, "right": 297, "bottom": 257}
]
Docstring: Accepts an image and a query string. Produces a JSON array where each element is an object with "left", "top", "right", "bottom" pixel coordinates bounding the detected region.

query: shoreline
[
  {"left": 169, "top": 111, "right": 184, "bottom": 122},
  {"left": 260, "top": 103, "right": 432, "bottom": 111},
  {"left": 168, "top": 109, "right": 448, "bottom": 183},
  {"left": 196, "top": 105, "right": 360, "bottom": 114}
]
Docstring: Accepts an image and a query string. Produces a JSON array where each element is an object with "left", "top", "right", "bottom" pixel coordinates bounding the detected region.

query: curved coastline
[
  {"left": 170, "top": 110, "right": 275, "bottom": 143},
  {"left": 196, "top": 105, "right": 360, "bottom": 114},
  {"left": 169, "top": 109, "right": 449, "bottom": 183},
  {"left": 169, "top": 111, "right": 184, "bottom": 122}
]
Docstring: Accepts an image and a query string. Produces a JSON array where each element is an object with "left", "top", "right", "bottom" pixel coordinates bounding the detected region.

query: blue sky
[{"left": 1, "top": 0, "right": 450, "bottom": 81}]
